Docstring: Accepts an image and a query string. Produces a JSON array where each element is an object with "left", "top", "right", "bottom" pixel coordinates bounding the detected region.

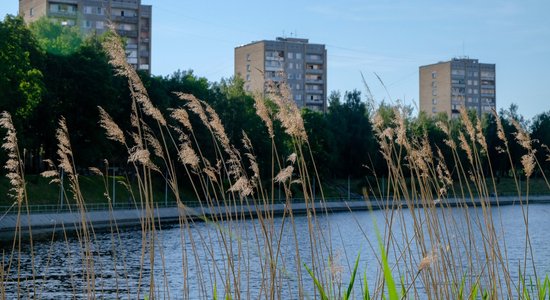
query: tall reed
[{"left": 0, "top": 32, "right": 548, "bottom": 299}]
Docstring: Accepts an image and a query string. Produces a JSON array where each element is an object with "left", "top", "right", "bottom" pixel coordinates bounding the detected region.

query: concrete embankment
[{"left": 1, "top": 195, "right": 549, "bottom": 241}]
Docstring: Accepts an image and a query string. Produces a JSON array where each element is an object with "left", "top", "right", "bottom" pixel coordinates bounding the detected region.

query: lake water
[{"left": 2, "top": 204, "right": 550, "bottom": 299}]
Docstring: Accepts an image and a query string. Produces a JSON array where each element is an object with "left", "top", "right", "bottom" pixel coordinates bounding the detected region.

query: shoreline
[{"left": 1, "top": 195, "right": 549, "bottom": 241}]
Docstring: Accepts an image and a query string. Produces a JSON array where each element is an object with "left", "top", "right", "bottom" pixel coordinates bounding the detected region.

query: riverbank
[{"left": 1, "top": 195, "right": 549, "bottom": 241}]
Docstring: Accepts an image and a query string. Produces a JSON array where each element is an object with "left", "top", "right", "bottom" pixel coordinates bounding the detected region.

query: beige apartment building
[
  {"left": 19, "top": 0, "right": 152, "bottom": 72},
  {"left": 420, "top": 58, "right": 495, "bottom": 118},
  {"left": 235, "top": 37, "right": 327, "bottom": 112}
]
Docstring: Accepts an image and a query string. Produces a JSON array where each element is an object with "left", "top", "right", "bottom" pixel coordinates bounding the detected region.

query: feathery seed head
[
  {"left": 253, "top": 92, "right": 274, "bottom": 138},
  {"left": 98, "top": 106, "right": 126, "bottom": 145},
  {"left": 170, "top": 107, "right": 193, "bottom": 132},
  {"left": 458, "top": 132, "right": 473, "bottom": 165},
  {"left": 228, "top": 176, "right": 253, "bottom": 198},
  {"left": 178, "top": 142, "right": 200, "bottom": 170},
  {"left": 275, "top": 165, "right": 294, "bottom": 183},
  {"left": 521, "top": 154, "right": 535, "bottom": 178}
]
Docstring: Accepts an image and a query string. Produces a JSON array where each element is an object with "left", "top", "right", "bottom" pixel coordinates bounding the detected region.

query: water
[{"left": 2, "top": 204, "right": 550, "bottom": 299}]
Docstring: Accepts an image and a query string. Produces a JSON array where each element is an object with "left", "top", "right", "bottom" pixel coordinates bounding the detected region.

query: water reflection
[{"left": 1, "top": 204, "right": 549, "bottom": 298}]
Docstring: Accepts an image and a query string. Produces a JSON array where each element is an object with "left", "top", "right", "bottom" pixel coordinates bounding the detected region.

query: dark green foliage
[
  {"left": 531, "top": 110, "right": 550, "bottom": 174},
  {"left": 326, "top": 90, "right": 377, "bottom": 178},
  {"left": 29, "top": 17, "right": 83, "bottom": 56},
  {"left": 0, "top": 14, "right": 549, "bottom": 185},
  {"left": 0, "top": 15, "right": 45, "bottom": 122}
]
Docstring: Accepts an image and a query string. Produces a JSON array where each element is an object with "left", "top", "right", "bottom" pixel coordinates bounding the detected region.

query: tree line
[{"left": 1, "top": 15, "right": 549, "bottom": 183}]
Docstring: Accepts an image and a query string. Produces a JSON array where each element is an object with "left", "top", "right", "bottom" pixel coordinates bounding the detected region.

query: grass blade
[
  {"left": 344, "top": 253, "right": 361, "bottom": 300},
  {"left": 304, "top": 263, "right": 329, "bottom": 300}
]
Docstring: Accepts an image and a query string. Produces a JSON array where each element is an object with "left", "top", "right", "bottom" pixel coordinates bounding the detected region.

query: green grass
[
  {"left": 0, "top": 174, "right": 195, "bottom": 207},
  {"left": 0, "top": 175, "right": 547, "bottom": 208}
]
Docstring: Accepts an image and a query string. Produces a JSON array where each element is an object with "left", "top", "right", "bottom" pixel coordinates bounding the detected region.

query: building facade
[
  {"left": 419, "top": 58, "right": 495, "bottom": 118},
  {"left": 235, "top": 37, "right": 327, "bottom": 112},
  {"left": 19, "top": 0, "right": 152, "bottom": 72}
]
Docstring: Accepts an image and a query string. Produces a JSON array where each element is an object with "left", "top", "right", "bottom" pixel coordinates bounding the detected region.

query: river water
[{"left": 1, "top": 204, "right": 550, "bottom": 299}]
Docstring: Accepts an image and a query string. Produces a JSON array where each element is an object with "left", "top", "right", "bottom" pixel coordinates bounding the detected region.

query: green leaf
[
  {"left": 363, "top": 269, "right": 371, "bottom": 300},
  {"left": 304, "top": 263, "right": 329, "bottom": 300},
  {"left": 470, "top": 282, "right": 479, "bottom": 300},
  {"left": 343, "top": 253, "right": 361, "bottom": 300},
  {"left": 458, "top": 275, "right": 466, "bottom": 299},
  {"left": 376, "top": 230, "right": 398, "bottom": 300}
]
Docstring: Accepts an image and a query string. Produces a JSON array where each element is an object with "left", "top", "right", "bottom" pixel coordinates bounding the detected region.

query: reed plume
[{"left": 0, "top": 112, "right": 25, "bottom": 202}]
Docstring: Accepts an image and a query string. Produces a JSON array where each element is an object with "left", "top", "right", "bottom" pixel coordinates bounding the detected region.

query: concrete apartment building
[
  {"left": 419, "top": 58, "right": 496, "bottom": 118},
  {"left": 19, "top": 0, "right": 152, "bottom": 72},
  {"left": 235, "top": 37, "right": 327, "bottom": 112}
]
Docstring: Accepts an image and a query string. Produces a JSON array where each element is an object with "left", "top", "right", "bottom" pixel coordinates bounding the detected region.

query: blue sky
[{"left": 2, "top": 1, "right": 549, "bottom": 120}]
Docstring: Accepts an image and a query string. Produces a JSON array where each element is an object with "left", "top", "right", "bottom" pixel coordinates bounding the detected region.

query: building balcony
[
  {"left": 111, "top": 1, "right": 140, "bottom": 9},
  {"left": 265, "top": 65, "right": 283, "bottom": 72},
  {"left": 305, "top": 89, "right": 323, "bottom": 94},
  {"left": 116, "top": 29, "right": 138, "bottom": 38},
  {"left": 50, "top": 0, "right": 78, "bottom": 4},
  {"left": 305, "top": 68, "right": 323, "bottom": 74},
  {"left": 305, "top": 57, "right": 323, "bottom": 63},
  {"left": 265, "top": 56, "right": 284, "bottom": 61},
  {"left": 305, "top": 101, "right": 324, "bottom": 108},
  {"left": 112, "top": 15, "right": 138, "bottom": 23},
  {"left": 305, "top": 79, "right": 323, "bottom": 84},
  {"left": 48, "top": 11, "right": 77, "bottom": 18}
]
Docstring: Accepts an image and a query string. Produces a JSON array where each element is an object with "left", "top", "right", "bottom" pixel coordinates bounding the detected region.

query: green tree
[
  {"left": 29, "top": 17, "right": 83, "bottom": 56},
  {"left": 327, "top": 90, "right": 376, "bottom": 178},
  {"left": 0, "top": 15, "right": 45, "bottom": 122}
]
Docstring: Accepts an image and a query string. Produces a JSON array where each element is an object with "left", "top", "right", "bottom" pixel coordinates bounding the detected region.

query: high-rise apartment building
[
  {"left": 235, "top": 37, "right": 327, "bottom": 112},
  {"left": 419, "top": 58, "right": 495, "bottom": 118},
  {"left": 19, "top": 0, "right": 152, "bottom": 72}
]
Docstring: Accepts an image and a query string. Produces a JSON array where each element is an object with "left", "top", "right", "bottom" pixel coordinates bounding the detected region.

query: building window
[
  {"left": 432, "top": 71, "right": 437, "bottom": 79},
  {"left": 288, "top": 62, "right": 294, "bottom": 69},
  {"left": 296, "top": 53, "right": 302, "bottom": 59},
  {"left": 121, "top": 10, "right": 125, "bottom": 16},
  {"left": 246, "top": 53, "right": 250, "bottom": 61},
  {"left": 295, "top": 94, "right": 302, "bottom": 100},
  {"left": 245, "top": 85, "right": 250, "bottom": 91},
  {"left": 96, "top": 21, "right": 104, "bottom": 29},
  {"left": 474, "top": 80, "right": 478, "bottom": 86},
  {"left": 288, "top": 52, "right": 293, "bottom": 59},
  {"left": 30, "top": 7, "right": 34, "bottom": 16},
  {"left": 246, "top": 64, "right": 250, "bottom": 72},
  {"left": 295, "top": 83, "right": 301, "bottom": 90},
  {"left": 474, "top": 89, "right": 478, "bottom": 94},
  {"left": 83, "top": 20, "right": 92, "bottom": 28},
  {"left": 432, "top": 98, "right": 437, "bottom": 105},
  {"left": 432, "top": 107, "right": 437, "bottom": 113},
  {"left": 97, "top": 7, "right": 104, "bottom": 15},
  {"left": 288, "top": 74, "right": 294, "bottom": 80},
  {"left": 246, "top": 74, "right": 250, "bottom": 81},
  {"left": 431, "top": 81, "right": 437, "bottom": 87},
  {"left": 432, "top": 89, "right": 437, "bottom": 96},
  {"left": 296, "top": 73, "right": 302, "bottom": 79}
]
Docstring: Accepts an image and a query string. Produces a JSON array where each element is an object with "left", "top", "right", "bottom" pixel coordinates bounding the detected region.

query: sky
[{"left": 2, "top": 0, "right": 549, "bottom": 120}]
